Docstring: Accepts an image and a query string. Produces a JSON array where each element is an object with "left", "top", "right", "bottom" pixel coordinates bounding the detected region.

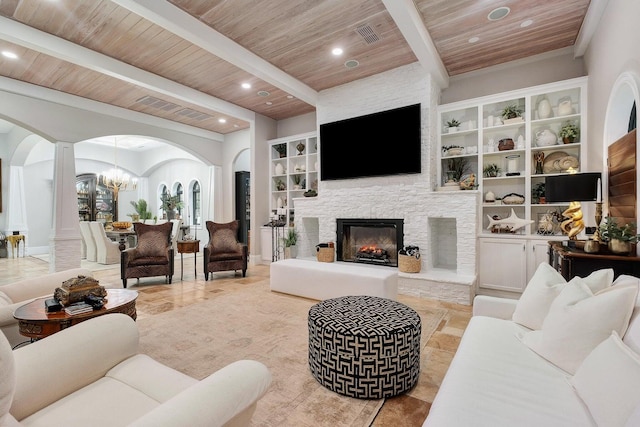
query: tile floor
[{"left": 0, "top": 254, "right": 472, "bottom": 426}]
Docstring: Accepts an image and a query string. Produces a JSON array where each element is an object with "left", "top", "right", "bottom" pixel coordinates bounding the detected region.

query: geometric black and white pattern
[{"left": 308, "top": 295, "right": 422, "bottom": 399}]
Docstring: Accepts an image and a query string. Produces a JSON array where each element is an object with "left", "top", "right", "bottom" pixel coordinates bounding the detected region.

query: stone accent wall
[{"left": 292, "top": 63, "right": 479, "bottom": 303}]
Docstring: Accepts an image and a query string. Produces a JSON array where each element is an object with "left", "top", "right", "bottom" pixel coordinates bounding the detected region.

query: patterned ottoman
[{"left": 308, "top": 295, "right": 421, "bottom": 399}]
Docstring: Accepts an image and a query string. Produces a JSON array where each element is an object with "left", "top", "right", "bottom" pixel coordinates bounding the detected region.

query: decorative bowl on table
[{"left": 112, "top": 222, "right": 132, "bottom": 230}]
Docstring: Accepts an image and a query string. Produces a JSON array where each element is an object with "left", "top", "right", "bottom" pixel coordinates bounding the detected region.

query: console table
[{"left": 548, "top": 241, "right": 640, "bottom": 280}]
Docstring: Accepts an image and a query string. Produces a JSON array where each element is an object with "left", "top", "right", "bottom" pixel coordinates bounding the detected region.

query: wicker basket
[
  {"left": 398, "top": 253, "right": 421, "bottom": 273},
  {"left": 317, "top": 247, "right": 335, "bottom": 263}
]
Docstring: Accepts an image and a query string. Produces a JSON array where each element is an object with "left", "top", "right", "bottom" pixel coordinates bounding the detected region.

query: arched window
[
  {"left": 159, "top": 184, "right": 168, "bottom": 218},
  {"left": 192, "top": 181, "right": 201, "bottom": 226},
  {"left": 175, "top": 183, "right": 183, "bottom": 218}
]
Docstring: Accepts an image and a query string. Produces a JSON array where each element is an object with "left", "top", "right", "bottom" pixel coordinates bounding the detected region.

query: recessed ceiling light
[
  {"left": 520, "top": 19, "right": 533, "bottom": 28},
  {"left": 241, "top": 83, "right": 251, "bottom": 89},
  {"left": 344, "top": 59, "right": 359, "bottom": 69},
  {"left": 218, "top": 118, "right": 226, "bottom": 123},
  {"left": 488, "top": 6, "right": 510, "bottom": 21},
  {"left": 234, "top": 124, "right": 239, "bottom": 128},
  {"left": 468, "top": 36, "right": 480, "bottom": 43},
  {"left": 1, "top": 51, "right": 18, "bottom": 59},
  {"left": 332, "top": 47, "right": 343, "bottom": 56},
  {"left": 287, "top": 95, "right": 294, "bottom": 99},
  {"left": 257, "top": 90, "right": 270, "bottom": 97},
  {"left": 266, "top": 101, "right": 273, "bottom": 105}
]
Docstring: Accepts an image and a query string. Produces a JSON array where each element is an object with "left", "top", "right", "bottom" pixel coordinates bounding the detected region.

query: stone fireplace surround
[
  {"left": 293, "top": 179, "right": 479, "bottom": 305},
  {"left": 283, "top": 64, "right": 478, "bottom": 305}
]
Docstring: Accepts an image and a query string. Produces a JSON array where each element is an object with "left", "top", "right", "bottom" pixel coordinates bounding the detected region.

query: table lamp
[{"left": 545, "top": 172, "right": 602, "bottom": 241}]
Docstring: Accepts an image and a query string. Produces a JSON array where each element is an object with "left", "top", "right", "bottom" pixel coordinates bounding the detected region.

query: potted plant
[
  {"left": 483, "top": 163, "right": 501, "bottom": 178},
  {"left": 559, "top": 121, "right": 579, "bottom": 143},
  {"left": 599, "top": 216, "right": 639, "bottom": 254},
  {"left": 275, "top": 179, "right": 286, "bottom": 191},
  {"left": 129, "top": 199, "right": 153, "bottom": 221},
  {"left": 501, "top": 104, "right": 524, "bottom": 124},
  {"left": 442, "top": 144, "right": 464, "bottom": 156},
  {"left": 532, "top": 182, "right": 546, "bottom": 204},
  {"left": 445, "top": 157, "right": 470, "bottom": 183},
  {"left": 446, "top": 119, "right": 461, "bottom": 133},
  {"left": 282, "top": 227, "right": 298, "bottom": 258},
  {"left": 160, "top": 192, "right": 184, "bottom": 220},
  {"left": 274, "top": 143, "right": 287, "bottom": 158}
]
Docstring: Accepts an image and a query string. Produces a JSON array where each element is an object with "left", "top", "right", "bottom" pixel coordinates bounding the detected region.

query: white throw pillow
[
  {"left": 512, "top": 263, "right": 614, "bottom": 330},
  {"left": 571, "top": 331, "right": 640, "bottom": 427},
  {"left": 522, "top": 279, "right": 638, "bottom": 374}
]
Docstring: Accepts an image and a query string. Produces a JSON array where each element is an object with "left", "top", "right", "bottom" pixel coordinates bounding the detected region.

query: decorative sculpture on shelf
[{"left": 487, "top": 209, "right": 534, "bottom": 233}]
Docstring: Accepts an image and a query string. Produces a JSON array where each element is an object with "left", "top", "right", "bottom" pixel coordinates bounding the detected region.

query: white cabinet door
[
  {"left": 479, "top": 238, "right": 527, "bottom": 292},
  {"left": 527, "top": 240, "right": 551, "bottom": 283}
]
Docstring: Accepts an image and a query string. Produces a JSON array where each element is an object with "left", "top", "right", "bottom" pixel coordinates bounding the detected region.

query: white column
[
  {"left": 6, "top": 165, "right": 28, "bottom": 235},
  {"left": 208, "top": 165, "right": 223, "bottom": 222},
  {"left": 49, "top": 141, "right": 82, "bottom": 272}
]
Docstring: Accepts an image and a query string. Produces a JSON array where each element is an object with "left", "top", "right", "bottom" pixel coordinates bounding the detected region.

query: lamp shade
[{"left": 545, "top": 172, "right": 601, "bottom": 203}]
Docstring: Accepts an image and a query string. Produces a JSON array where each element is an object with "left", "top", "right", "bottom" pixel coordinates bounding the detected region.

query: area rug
[{"left": 137, "top": 280, "right": 446, "bottom": 427}]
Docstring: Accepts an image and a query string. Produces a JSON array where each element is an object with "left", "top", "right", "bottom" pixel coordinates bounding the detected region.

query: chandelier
[{"left": 99, "top": 136, "right": 138, "bottom": 193}]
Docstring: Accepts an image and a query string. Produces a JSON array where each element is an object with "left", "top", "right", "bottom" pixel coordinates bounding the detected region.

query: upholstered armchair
[
  {"left": 1, "top": 313, "right": 272, "bottom": 426},
  {"left": 121, "top": 222, "right": 174, "bottom": 288},
  {"left": 204, "top": 220, "right": 248, "bottom": 280}
]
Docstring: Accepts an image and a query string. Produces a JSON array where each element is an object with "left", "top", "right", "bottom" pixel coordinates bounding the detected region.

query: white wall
[
  {"left": 442, "top": 48, "right": 586, "bottom": 105},
  {"left": 277, "top": 112, "right": 316, "bottom": 137},
  {"left": 583, "top": 0, "right": 640, "bottom": 177}
]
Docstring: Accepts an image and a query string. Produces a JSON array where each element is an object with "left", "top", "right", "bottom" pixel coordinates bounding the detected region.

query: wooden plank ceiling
[{"left": 0, "top": 0, "right": 591, "bottom": 135}]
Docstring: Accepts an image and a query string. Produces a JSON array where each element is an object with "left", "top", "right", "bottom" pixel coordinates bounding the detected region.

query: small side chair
[
  {"left": 121, "top": 222, "right": 174, "bottom": 288},
  {"left": 203, "top": 220, "right": 248, "bottom": 280}
]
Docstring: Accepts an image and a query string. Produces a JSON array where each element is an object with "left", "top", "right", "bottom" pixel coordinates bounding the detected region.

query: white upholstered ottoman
[{"left": 269, "top": 259, "right": 398, "bottom": 300}]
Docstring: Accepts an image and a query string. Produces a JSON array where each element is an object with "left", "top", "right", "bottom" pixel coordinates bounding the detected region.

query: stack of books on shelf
[{"left": 64, "top": 302, "right": 94, "bottom": 315}]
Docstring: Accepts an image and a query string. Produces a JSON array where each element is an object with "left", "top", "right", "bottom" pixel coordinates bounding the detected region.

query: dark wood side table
[
  {"left": 13, "top": 289, "right": 138, "bottom": 344},
  {"left": 177, "top": 239, "right": 200, "bottom": 280},
  {"left": 548, "top": 240, "right": 640, "bottom": 280}
]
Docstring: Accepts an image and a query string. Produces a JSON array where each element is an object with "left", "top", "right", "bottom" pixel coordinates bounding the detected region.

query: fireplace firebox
[{"left": 336, "top": 219, "right": 404, "bottom": 267}]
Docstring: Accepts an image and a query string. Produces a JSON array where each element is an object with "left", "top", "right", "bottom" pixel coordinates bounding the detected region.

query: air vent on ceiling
[
  {"left": 135, "top": 95, "right": 179, "bottom": 111},
  {"left": 257, "top": 90, "right": 270, "bottom": 97},
  {"left": 176, "top": 108, "right": 212, "bottom": 121},
  {"left": 356, "top": 24, "right": 380, "bottom": 45}
]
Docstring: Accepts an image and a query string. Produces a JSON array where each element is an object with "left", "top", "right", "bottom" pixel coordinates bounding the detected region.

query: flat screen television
[{"left": 319, "top": 104, "right": 421, "bottom": 181}]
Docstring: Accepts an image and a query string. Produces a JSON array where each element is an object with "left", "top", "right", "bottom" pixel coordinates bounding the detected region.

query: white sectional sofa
[{"left": 424, "top": 263, "right": 640, "bottom": 427}]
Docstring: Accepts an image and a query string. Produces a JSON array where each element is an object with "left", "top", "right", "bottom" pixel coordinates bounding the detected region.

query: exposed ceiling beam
[
  {"left": 0, "top": 76, "right": 225, "bottom": 142},
  {"left": 0, "top": 16, "right": 255, "bottom": 123},
  {"left": 112, "top": 0, "right": 318, "bottom": 106},
  {"left": 382, "top": 0, "right": 449, "bottom": 89},
  {"left": 574, "top": 0, "right": 609, "bottom": 57}
]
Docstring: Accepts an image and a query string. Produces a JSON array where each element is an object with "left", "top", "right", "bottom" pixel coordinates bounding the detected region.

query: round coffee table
[
  {"left": 13, "top": 289, "right": 138, "bottom": 342},
  {"left": 308, "top": 295, "right": 422, "bottom": 399}
]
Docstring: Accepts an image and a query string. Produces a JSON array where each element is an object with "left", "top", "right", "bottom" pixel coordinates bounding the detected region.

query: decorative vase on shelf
[
  {"left": 296, "top": 142, "right": 305, "bottom": 155},
  {"left": 275, "top": 163, "right": 284, "bottom": 175},
  {"left": 558, "top": 97, "right": 573, "bottom": 116},
  {"left": 537, "top": 96, "right": 552, "bottom": 119}
]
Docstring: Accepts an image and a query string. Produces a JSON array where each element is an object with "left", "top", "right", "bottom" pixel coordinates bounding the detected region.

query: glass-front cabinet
[{"left": 76, "top": 173, "right": 117, "bottom": 222}]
